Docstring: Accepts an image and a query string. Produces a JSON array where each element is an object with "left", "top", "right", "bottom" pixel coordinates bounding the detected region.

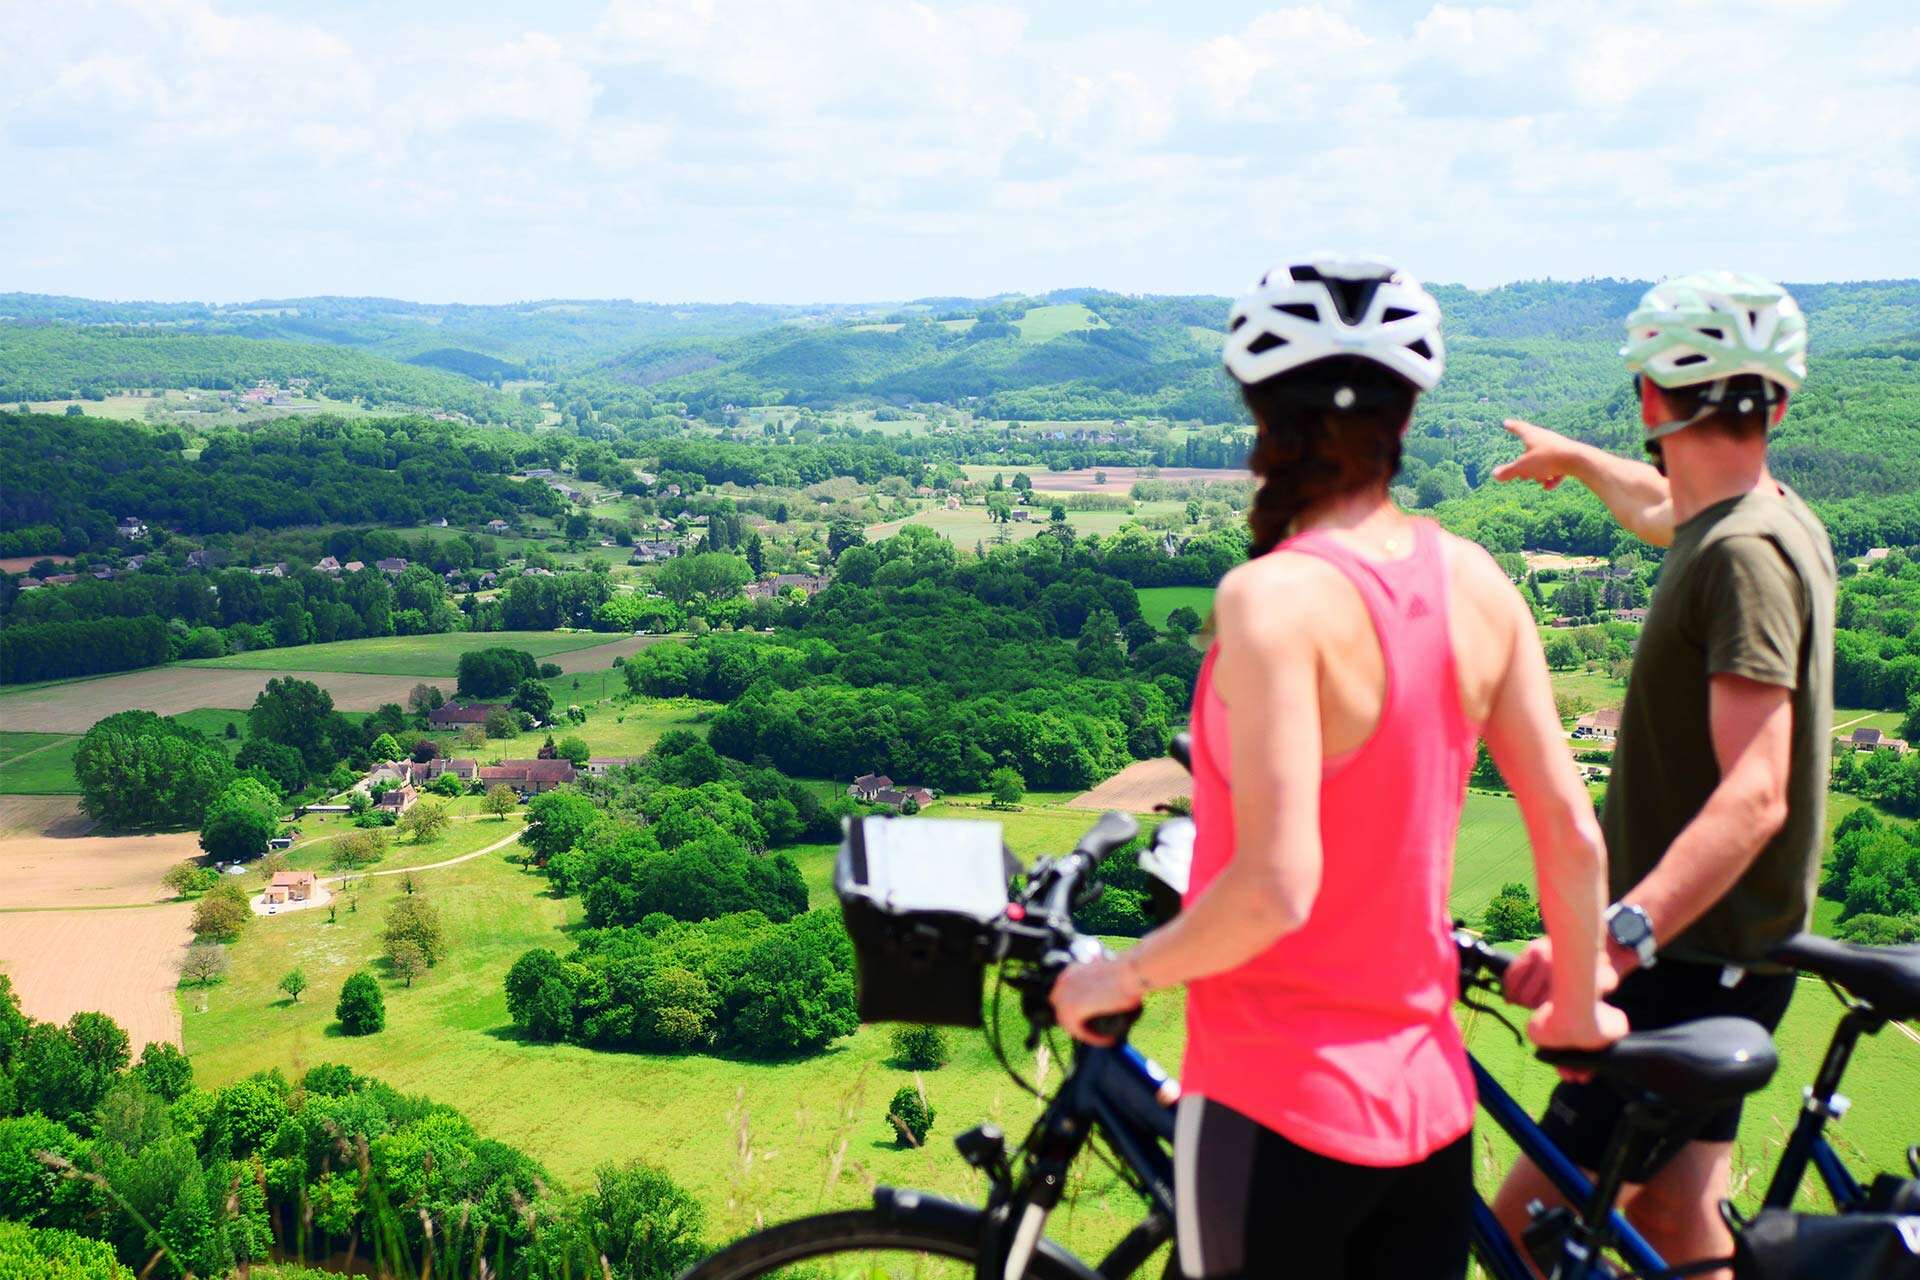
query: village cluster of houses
[
  {"left": 848, "top": 773, "right": 936, "bottom": 811},
  {"left": 354, "top": 745, "right": 640, "bottom": 814},
  {"left": 746, "top": 573, "right": 831, "bottom": 600},
  {"left": 312, "top": 555, "right": 413, "bottom": 576}
]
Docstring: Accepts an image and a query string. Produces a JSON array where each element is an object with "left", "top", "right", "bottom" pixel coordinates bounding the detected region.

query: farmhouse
[
  {"left": 872, "top": 786, "right": 936, "bottom": 811},
  {"left": 486, "top": 519, "right": 512, "bottom": 534},
  {"left": 263, "top": 871, "right": 317, "bottom": 905},
  {"left": 375, "top": 557, "right": 409, "bottom": 575},
  {"left": 313, "top": 556, "right": 342, "bottom": 574},
  {"left": 583, "top": 756, "right": 639, "bottom": 777},
  {"left": 376, "top": 783, "right": 418, "bottom": 815},
  {"left": 1844, "top": 727, "right": 1910, "bottom": 755},
  {"left": 416, "top": 756, "right": 480, "bottom": 783},
  {"left": 478, "top": 759, "right": 577, "bottom": 794},
  {"left": 428, "top": 701, "right": 499, "bottom": 728},
  {"left": 116, "top": 517, "right": 148, "bottom": 539},
  {"left": 1573, "top": 708, "right": 1622, "bottom": 742},
  {"left": 849, "top": 772, "right": 893, "bottom": 800}
]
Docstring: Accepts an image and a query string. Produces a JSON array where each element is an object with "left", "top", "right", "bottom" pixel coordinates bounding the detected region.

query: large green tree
[
  {"left": 247, "top": 677, "right": 339, "bottom": 773},
  {"left": 73, "top": 711, "right": 235, "bottom": 830},
  {"left": 198, "top": 777, "right": 280, "bottom": 862}
]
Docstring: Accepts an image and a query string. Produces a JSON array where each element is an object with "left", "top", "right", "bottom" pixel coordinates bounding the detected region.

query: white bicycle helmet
[
  {"left": 1622, "top": 271, "right": 1807, "bottom": 442},
  {"left": 1223, "top": 254, "right": 1445, "bottom": 393}
]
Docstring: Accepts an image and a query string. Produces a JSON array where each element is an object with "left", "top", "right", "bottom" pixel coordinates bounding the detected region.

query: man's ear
[
  {"left": 1639, "top": 379, "right": 1666, "bottom": 428},
  {"left": 1769, "top": 393, "right": 1789, "bottom": 427}
]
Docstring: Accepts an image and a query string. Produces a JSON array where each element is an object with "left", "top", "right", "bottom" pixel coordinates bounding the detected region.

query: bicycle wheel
[{"left": 681, "top": 1208, "right": 1097, "bottom": 1280}]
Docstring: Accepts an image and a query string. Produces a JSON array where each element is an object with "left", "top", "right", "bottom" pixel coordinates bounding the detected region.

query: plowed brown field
[
  {"left": 0, "top": 668, "right": 454, "bottom": 733},
  {"left": 1066, "top": 756, "right": 1192, "bottom": 813},
  {"left": 0, "top": 904, "right": 193, "bottom": 1049}
]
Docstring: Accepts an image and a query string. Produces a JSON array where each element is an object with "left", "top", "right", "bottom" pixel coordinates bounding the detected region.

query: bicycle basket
[
  {"left": 1732, "top": 1208, "right": 1920, "bottom": 1280},
  {"left": 836, "top": 815, "right": 1019, "bottom": 1028}
]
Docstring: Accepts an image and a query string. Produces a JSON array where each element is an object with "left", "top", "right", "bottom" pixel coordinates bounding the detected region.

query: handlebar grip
[
  {"left": 1085, "top": 1006, "right": 1140, "bottom": 1043},
  {"left": 1073, "top": 810, "right": 1140, "bottom": 861},
  {"left": 1169, "top": 732, "right": 1192, "bottom": 774}
]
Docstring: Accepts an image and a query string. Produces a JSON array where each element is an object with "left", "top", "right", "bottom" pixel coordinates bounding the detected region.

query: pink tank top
[{"left": 1182, "top": 518, "right": 1477, "bottom": 1167}]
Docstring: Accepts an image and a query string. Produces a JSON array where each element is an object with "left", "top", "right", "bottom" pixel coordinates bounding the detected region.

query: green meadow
[
  {"left": 1134, "top": 586, "right": 1215, "bottom": 630},
  {"left": 0, "top": 731, "right": 80, "bottom": 793},
  {"left": 185, "top": 630, "right": 615, "bottom": 676},
  {"left": 184, "top": 796, "right": 1914, "bottom": 1269}
]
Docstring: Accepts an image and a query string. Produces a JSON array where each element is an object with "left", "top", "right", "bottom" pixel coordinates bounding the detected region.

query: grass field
[
  {"left": 0, "top": 732, "right": 80, "bottom": 794},
  {"left": 1135, "top": 586, "right": 1215, "bottom": 630},
  {"left": 282, "top": 806, "right": 526, "bottom": 874},
  {"left": 1548, "top": 665, "right": 1628, "bottom": 714},
  {"left": 1014, "top": 302, "right": 1109, "bottom": 341},
  {"left": 186, "top": 631, "right": 614, "bottom": 676},
  {"left": 866, "top": 502, "right": 1186, "bottom": 548},
  {"left": 1834, "top": 707, "right": 1906, "bottom": 735},
  {"left": 184, "top": 806, "right": 1919, "bottom": 1260}
]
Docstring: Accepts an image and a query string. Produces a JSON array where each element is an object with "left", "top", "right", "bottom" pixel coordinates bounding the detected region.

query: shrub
[
  {"left": 1482, "top": 882, "right": 1544, "bottom": 942},
  {"left": 162, "top": 861, "right": 220, "bottom": 898},
  {"left": 987, "top": 766, "right": 1025, "bottom": 809},
  {"left": 333, "top": 828, "right": 387, "bottom": 870},
  {"left": 197, "top": 777, "right": 281, "bottom": 862},
  {"left": 0, "top": 1221, "right": 134, "bottom": 1279},
  {"left": 179, "top": 942, "right": 230, "bottom": 986},
  {"left": 384, "top": 895, "right": 445, "bottom": 965},
  {"left": 131, "top": 1041, "right": 193, "bottom": 1101},
  {"left": 336, "top": 971, "right": 385, "bottom": 1036},
  {"left": 485, "top": 783, "right": 519, "bottom": 817},
  {"left": 397, "top": 797, "right": 450, "bottom": 844},
  {"left": 889, "top": 1024, "right": 950, "bottom": 1070},
  {"left": 278, "top": 968, "right": 308, "bottom": 1003},
  {"left": 190, "top": 883, "right": 251, "bottom": 941},
  {"left": 886, "top": 1084, "right": 935, "bottom": 1147}
]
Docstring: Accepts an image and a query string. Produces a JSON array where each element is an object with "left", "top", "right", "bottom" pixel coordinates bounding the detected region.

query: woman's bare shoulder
[{"left": 1216, "top": 551, "right": 1355, "bottom": 642}]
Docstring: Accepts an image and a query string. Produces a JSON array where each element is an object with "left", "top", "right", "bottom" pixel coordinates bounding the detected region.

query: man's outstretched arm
[{"left": 1493, "top": 419, "right": 1675, "bottom": 547}]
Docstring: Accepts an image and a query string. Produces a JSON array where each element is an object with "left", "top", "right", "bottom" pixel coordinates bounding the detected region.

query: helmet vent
[
  {"left": 1229, "top": 315, "right": 1248, "bottom": 332},
  {"left": 1275, "top": 303, "right": 1318, "bottom": 322},
  {"left": 1700, "top": 327, "right": 1725, "bottom": 340},
  {"left": 1748, "top": 310, "right": 1759, "bottom": 326},
  {"left": 1673, "top": 353, "right": 1709, "bottom": 367},
  {"left": 1407, "top": 339, "right": 1434, "bottom": 360},
  {"left": 1382, "top": 307, "right": 1417, "bottom": 323},
  {"left": 1246, "top": 332, "right": 1288, "bottom": 355},
  {"left": 1325, "top": 278, "right": 1380, "bottom": 325}
]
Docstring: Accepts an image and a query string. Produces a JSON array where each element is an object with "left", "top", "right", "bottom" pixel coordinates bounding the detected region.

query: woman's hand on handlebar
[
  {"left": 1500, "top": 937, "right": 1620, "bottom": 1010},
  {"left": 1050, "top": 953, "right": 1145, "bottom": 1046}
]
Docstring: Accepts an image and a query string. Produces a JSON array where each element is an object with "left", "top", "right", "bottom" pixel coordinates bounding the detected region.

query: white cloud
[{"left": 0, "top": 0, "right": 1914, "bottom": 302}]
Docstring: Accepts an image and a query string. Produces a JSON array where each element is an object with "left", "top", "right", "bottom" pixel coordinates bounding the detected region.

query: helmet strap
[{"left": 1643, "top": 377, "right": 1784, "bottom": 444}]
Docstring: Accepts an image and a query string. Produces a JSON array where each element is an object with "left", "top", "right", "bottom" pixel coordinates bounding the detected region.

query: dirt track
[
  {"left": 0, "top": 668, "right": 455, "bottom": 733},
  {"left": 1067, "top": 757, "right": 1192, "bottom": 813},
  {"left": 0, "top": 904, "right": 192, "bottom": 1049}
]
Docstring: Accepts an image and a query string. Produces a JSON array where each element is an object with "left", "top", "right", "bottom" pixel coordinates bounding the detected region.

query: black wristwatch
[{"left": 1605, "top": 902, "right": 1658, "bottom": 969}]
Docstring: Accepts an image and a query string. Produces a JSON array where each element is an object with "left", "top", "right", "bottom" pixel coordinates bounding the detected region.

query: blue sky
[{"left": 4, "top": 0, "right": 1917, "bottom": 304}]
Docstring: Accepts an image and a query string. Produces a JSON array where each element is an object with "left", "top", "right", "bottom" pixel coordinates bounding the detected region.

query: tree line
[{"left": 0, "top": 978, "right": 711, "bottom": 1279}]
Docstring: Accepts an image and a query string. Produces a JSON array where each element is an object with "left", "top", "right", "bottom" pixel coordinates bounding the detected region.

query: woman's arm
[
  {"left": 1480, "top": 586, "right": 1624, "bottom": 1049},
  {"left": 1051, "top": 562, "right": 1326, "bottom": 1041}
]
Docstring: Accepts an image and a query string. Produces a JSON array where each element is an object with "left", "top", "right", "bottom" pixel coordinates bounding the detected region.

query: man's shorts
[{"left": 1536, "top": 959, "right": 1796, "bottom": 1183}]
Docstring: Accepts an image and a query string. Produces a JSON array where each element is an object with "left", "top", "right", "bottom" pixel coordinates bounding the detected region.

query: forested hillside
[{"left": 0, "top": 327, "right": 536, "bottom": 423}]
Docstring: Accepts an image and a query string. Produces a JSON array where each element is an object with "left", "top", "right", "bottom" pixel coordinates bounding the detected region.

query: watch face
[{"left": 1610, "top": 908, "right": 1650, "bottom": 948}]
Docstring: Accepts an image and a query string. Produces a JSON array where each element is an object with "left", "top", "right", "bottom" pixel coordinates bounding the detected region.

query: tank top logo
[{"left": 1407, "top": 595, "right": 1431, "bottom": 620}]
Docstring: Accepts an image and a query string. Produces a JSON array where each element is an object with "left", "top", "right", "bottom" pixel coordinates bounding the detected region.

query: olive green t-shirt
[{"left": 1601, "top": 485, "right": 1836, "bottom": 967}]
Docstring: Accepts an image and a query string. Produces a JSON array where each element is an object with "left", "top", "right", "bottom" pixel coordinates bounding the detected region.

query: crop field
[
  {"left": 0, "top": 666, "right": 452, "bottom": 733},
  {"left": 1, "top": 903, "right": 194, "bottom": 1050},
  {"left": 1067, "top": 757, "right": 1190, "bottom": 813},
  {"left": 186, "top": 630, "right": 617, "bottom": 676},
  {"left": 1135, "top": 586, "right": 1215, "bottom": 630}
]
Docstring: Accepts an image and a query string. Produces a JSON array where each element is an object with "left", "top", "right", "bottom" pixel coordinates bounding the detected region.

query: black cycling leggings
[{"left": 1174, "top": 1096, "right": 1472, "bottom": 1280}]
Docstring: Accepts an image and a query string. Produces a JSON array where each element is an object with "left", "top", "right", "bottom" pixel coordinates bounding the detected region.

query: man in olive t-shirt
[
  {"left": 1487, "top": 273, "right": 1836, "bottom": 1278},
  {"left": 1606, "top": 485, "right": 1835, "bottom": 966}
]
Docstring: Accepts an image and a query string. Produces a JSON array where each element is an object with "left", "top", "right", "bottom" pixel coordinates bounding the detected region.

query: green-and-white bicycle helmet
[{"left": 1621, "top": 270, "right": 1807, "bottom": 442}]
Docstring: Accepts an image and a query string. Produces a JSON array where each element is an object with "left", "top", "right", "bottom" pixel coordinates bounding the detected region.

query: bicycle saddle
[
  {"left": 1536, "top": 1016, "right": 1777, "bottom": 1109},
  {"left": 1768, "top": 933, "right": 1920, "bottom": 1020}
]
